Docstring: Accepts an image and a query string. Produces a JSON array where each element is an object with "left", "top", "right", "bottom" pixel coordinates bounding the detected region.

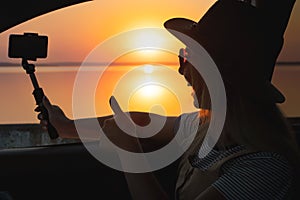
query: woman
[
  {"left": 166, "top": 1, "right": 300, "bottom": 199},
  {"left": 37, "top": 0, "right": 300, "bottom": 199}
]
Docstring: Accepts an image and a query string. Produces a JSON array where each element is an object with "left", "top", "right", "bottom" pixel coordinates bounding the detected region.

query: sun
[
  {"left": 114, "top": 28, "right": 182, "bottom": 64},
  {"left": 97, "top": 64, "right": 197, "bottom": 117},
  {"left": 132, "top": 83, "right": 164, "bottom": 99},
  {"left": 128, "top": 82, "right": 181, "bottom": 116},
  {"left": 132, "top": 28, "right": 166, "bottom": 48}
]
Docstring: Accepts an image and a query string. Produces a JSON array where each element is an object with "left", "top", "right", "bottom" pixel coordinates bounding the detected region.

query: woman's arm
[
  {"left": 38, "top": 96, "right": 178, "bottom": 150},
  {"left": 101, "top": 99, "right": 175, "bottom": 200},
  {"left": 36, "top": 96, "right": 114, "bottom": 139}
]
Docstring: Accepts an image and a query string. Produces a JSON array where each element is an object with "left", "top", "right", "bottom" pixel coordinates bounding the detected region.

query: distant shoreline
[
  {"left": 0, "top": 61, "right": 181, "bottom": 67},
  {"left": 0, "top": 116, "right": 299, "bottom": 126},
  {"left": 276, "top": 61, "right": 300, "bottom": 66},
  {"left": 1, "top": 61, "right": 300, "bottom": 67}
]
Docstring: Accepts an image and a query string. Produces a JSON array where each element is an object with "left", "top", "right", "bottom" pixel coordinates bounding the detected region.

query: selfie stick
[{"left": 22, "top": 59, "right": 59, "bottom": 139}]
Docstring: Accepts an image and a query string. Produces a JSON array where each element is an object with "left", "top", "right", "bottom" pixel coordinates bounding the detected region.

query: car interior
[{"left": 0, "top": 0, "right": 299, "bottom": 200}]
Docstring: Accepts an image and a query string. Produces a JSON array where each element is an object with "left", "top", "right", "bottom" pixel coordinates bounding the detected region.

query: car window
[{"left": 0, "top": 0, "right": 299, "bottom": 148}]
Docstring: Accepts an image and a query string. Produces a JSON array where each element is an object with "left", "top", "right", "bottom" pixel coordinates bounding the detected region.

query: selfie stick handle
[{"left": 22, "top": 59, "right": 59, "bottom": 139}]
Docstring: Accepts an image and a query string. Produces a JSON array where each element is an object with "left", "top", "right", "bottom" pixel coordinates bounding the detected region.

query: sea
[{"left": 0, "top": 63, "right": 299, "bottom": 148}]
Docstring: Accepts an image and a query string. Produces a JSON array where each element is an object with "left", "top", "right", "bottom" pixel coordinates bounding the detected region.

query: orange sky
[
  {"left": 0, "top": 0, "right": 299, "bottom": 124},
  {"left": 0, "top": 0, "right": 217, "bottom": 63},
  {"left": 0, "top": 0, "right": 299, "bottom": 63}
]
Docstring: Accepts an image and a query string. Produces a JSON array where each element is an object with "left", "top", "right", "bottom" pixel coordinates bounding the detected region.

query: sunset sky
[
  {"left": 0, "top": 0, "right": 218, "bottom": 63},
  {"left": 0, "top": 0, "right": 299, "bottom": 124}
]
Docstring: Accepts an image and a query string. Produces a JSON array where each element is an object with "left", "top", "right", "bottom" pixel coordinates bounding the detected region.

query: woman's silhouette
[{"left": 37, "top": 0, "right": 300, "bottom": 199}]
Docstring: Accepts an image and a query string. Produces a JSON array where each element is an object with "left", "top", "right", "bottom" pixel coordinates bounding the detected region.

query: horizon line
[
  {"left": 0, "top": 61, "right": 300, "bottom": 67},
  {"left": 0, "top": 61, "right": 179, "bottom": 67}
]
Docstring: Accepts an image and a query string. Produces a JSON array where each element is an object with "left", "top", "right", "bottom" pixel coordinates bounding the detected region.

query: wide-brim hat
[{"left": 164, "top": 0, "right": 285, "bottom": 103}]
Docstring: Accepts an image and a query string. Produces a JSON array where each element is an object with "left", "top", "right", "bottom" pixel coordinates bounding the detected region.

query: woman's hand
[
  {"left": 35, "top": 96, "right": 73, "bottom": 138},
  {"left": 102, "top": 96, "right": 142, "bottom": 152}
]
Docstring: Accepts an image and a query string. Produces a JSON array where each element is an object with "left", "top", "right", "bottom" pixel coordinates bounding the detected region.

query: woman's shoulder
[
  {"left": 226, "top": 150, "right": 290, "bottom": 164},
  {"left": 222, "top": 150, "right": 293, "bottom": 176},
  {"left": 214, "top": 150, "right": 294, "bottom": 199}
]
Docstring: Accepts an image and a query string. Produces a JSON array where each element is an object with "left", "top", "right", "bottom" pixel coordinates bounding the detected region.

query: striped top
[{"left": 189, "top": 145, "right": 293, "bottom": 200}]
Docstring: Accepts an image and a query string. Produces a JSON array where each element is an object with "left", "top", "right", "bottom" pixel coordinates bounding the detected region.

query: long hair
[
  {"left": 183, "top": 66, "right": 300, "bottom": 168},
  {"left": 222, "top": 92, "right": 300, "bottom": 163},
  {"left": 219, "top": 92, "right": 300, "bottom": 197}
]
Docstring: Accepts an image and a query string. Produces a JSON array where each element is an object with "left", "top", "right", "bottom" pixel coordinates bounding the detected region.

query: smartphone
[{"left": 8, "top": 33, "right": 48, "bottom": 61}]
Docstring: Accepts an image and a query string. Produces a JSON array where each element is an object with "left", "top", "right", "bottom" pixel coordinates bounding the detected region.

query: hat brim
[
  {"left": 164, "top": 18, "right": 201, "bottom": 48},
  {"left": 164, "top": 18, "right": 286, "bottom": 104}
]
